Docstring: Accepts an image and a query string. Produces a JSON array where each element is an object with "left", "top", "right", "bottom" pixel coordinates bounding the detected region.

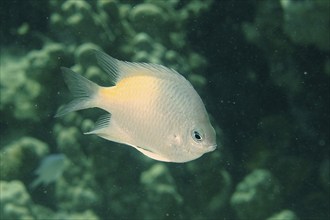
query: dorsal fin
[
  {"left": 93, "top": 50, "right": 120, "bottom": 85},
  {"left": 93, "top": 50, "right": 184, "bottom": 85}
]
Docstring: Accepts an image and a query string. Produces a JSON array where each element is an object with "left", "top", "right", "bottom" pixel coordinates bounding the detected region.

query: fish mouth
[{"left": 207, "top": 145, "right": 217, "bottom": 152}]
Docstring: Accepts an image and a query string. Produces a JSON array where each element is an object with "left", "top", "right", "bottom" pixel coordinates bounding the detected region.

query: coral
[
  {"left": 130, "top": 3, "right": 170, "bottom": 38},
  {"left": 50, "top": 0, "right": 112, "bottom": 45},
  {"left": 230, "top": 169, "right": 281, "bottom": 220},
  {"left": 0, "top": 180, "right": 99, "bottom": 220},
  {"left": 0, "top": 180, "right": 35, "bottom": 219},
  {"left": 0, "top": 42, "right": 68, "bottom": 121},
  {"left": 0, "top": 137, "right": 49, "bottom": 180},
  {"left": 53, "top": 121, "right": 101, "bottom": 212},
  {"left": 0, "top": 54, "right": 40, "bottom": 121},
  {"left": 55, "top": 179, "right": 100, "bottom": 212},
  {"left": 54, "top": 210, "right": 99, "bottom": 220},
  {"left": 137, "top": 163, "right": 183, "bottom": 219},
  {"left": 266, "top": 210, "right": 299, "bottom": 220},
  {"left": 280, "top": 0, "right": 330, "bottom": 51}
]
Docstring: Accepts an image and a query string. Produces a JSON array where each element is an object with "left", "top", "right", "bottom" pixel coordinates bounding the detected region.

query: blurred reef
[{"left": 0, "top": 0, "right": 329, "bottom": 220}]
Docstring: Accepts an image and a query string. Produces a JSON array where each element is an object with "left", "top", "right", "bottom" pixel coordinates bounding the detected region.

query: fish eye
[{"left": 192, "top": 129, "right": 203, "bottom": 143}]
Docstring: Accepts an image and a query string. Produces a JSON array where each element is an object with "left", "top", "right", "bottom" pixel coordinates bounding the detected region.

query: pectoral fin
[
  {"left": 85, "top": 114, "right": 171, "bottom": 162},
  {"left": 85, "top": 114, "right": 133, "bottom": 146}
]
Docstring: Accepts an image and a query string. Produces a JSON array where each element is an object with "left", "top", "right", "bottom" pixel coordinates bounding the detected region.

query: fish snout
[{"left": 206, "top": 144, "right": 217, "bottom": 152}]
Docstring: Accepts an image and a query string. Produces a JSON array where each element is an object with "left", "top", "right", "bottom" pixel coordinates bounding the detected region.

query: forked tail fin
[{"left": 55, "top": 67, "right": 99, "bottom": 117}]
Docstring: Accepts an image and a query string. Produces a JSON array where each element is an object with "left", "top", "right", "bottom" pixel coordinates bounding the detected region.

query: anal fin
[{"left": 133, "top": 146, "right": 171, "bottom": 162}]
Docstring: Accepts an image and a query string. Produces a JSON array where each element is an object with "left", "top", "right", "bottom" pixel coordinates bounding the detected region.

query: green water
[{"left": 0, "top": 0, "right": 329, "bottom": 220}]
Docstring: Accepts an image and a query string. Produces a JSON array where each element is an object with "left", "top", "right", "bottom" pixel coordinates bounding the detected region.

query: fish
[
  {"left": 56, "top": 50, "right": 217, "bottom": 163},
  {"left": 30, "top": 154, "right": 67, "bottom": 189}
]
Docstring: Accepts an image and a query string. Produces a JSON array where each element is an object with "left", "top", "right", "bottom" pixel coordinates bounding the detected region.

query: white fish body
[
  {"left": 30, "top": 154, "right": 67, "bottom": 188},
  {"left": 56, "top": 51, "right": 216, "bottom": 163}
]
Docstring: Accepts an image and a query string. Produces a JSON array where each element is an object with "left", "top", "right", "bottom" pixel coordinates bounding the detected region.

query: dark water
[{"left": 0, "top": 0, "right": 329, "bottom": 220}]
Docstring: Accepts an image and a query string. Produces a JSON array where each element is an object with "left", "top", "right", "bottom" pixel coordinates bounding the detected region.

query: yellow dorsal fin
[{"left": 94, "top": 50, "right": 185, "bottom": 85}]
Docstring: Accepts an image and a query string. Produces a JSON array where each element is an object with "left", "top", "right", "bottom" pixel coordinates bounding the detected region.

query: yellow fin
[{"left": 94, "top": 50, "right": 184, "bottom": 85}]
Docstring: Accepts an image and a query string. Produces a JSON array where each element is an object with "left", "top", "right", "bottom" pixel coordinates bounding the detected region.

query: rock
[{"left": 230, "top": 169, "right": 281, "bottom": 220}]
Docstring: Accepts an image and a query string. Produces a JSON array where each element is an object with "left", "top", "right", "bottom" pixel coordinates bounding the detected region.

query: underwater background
[{"left": 0, "top": 0, "right": 329, "bottom": 219}]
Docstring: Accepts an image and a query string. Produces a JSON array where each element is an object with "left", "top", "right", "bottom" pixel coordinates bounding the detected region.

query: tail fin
[{"left": 55, "top": 67, "right": 99, "bottom": 117}]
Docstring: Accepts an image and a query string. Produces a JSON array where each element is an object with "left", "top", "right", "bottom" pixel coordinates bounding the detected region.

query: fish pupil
[{"left": 194, "top": 131, "right": 202, "bottom": 141}]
